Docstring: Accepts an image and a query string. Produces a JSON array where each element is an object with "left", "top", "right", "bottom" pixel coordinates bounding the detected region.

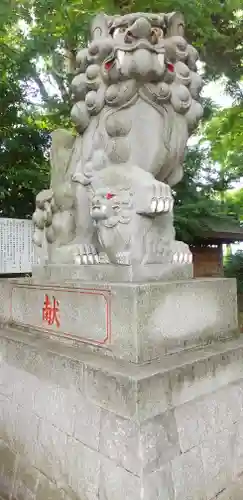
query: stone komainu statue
[{"left": 33, "top": 12, "right": 203, "bottom": 267}]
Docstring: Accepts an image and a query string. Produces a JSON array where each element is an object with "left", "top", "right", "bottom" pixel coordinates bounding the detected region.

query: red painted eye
[
  {"left": 167, "top": 62, "right": 175, "bottom": 72},
  {"left": 106, "top": 193, "right": 114, "bottom": 200}
]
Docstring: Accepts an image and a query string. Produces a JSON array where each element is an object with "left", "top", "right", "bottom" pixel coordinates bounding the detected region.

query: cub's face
[{"left": 90, "top": 187, "right": 132, "bottom": 228}]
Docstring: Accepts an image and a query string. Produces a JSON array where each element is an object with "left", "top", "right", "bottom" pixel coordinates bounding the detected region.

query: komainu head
[{"left": 71, "top": 12, "right": 203, "bottom": 137}]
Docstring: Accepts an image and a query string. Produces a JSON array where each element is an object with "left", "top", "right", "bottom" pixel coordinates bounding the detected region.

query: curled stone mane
[{"left": 71, "top": 12, "right": 203, "bottom": 136}]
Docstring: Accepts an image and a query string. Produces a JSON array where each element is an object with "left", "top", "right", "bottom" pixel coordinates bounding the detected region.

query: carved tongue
[
  {"left": 104, "top": 54, "right": 116, "bottom": 71},
  {"left": 104, "top": 59, "right": 114, "bottom": 70}
]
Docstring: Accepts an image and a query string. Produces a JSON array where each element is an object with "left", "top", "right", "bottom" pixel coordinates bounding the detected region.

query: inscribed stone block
[{"left": 3, "top": 277, "right": 238, "bottom": 363}]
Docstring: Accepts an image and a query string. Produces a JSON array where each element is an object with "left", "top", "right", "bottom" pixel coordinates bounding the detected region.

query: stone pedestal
[
  {"left": 0, "top": 273, "right": 238, "bottom": 363},
  {"left": 0, "top": 271, "right": 242, "bottom": 500}
]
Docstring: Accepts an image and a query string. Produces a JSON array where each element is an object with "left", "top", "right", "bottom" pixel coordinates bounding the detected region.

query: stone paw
[
  {"left": 171, "top": 242, "right": 193, "bottom": 265},
  {"left": 172, "top": 251, "right": 193, "bottom": 265},
  {"left": 136, "top": 181, "right": 173, "bottom": 216},
  {"left": 73, "top": 244, "right": 100, "bottom": 265}
]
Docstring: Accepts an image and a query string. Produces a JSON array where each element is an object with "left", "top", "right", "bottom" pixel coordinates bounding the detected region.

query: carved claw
[
  {"left": 172, "top": 241, "right": 193, "bottom": 265},
  {"left": 73, "top": 244, "right": 100, "bottom": 265},
  {"left": 136, "top": 181, "right": 174, "bottom": 216},
  {"left": 172, "top": 252, "right": 193, "bottom": 265}
]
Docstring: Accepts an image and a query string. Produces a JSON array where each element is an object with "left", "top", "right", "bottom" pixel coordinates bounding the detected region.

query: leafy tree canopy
[
  {"left": 203, "top": 98, "right": 243, "bottom": 174},
  {"left": 174, "top": 146, "right": 241, "bottom": 242}
]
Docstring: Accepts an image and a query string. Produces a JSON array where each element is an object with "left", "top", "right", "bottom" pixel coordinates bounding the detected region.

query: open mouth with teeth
[{"left": 104, "top": 50, "right": 175, "bottom": 75}]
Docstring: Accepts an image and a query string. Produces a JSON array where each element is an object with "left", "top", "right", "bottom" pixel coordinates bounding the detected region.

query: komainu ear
[
  {"left": 90, "top": 13, "right": 114, "bottom": 39},
  {"left": 164, "top": 12, "right": 185, "bottom": 37}
]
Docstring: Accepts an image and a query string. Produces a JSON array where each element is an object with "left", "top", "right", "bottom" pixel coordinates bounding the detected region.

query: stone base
[
  {"left": 32, "top": 262, "right": 193, "bottom": 282},
  {"left": 0, "top": 277, "right": 238, "bottom": 363},
  {"left": 1, "top": 327, "right": 243, "bottom": 500}
]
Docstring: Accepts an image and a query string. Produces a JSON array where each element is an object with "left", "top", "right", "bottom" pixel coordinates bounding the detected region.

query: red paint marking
[
  {"left": 167, "top": 62, "right": 174, "bottom": 72},
  {"left": 10, "top": 284, "right": 112, "bottom": 345},
  {"left": 104, "top": 58, "right": 115, "bottom": 71},
  {"left": 106, "top": 192, "right": 115, "bottom": 200},
  {"left": 42, "top": 294, "right": 60, "bottom": 328}
]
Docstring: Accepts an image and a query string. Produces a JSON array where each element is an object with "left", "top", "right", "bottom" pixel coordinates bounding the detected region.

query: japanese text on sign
[{"left": 0, "top": 218, "right": 38, "bottom": 273}]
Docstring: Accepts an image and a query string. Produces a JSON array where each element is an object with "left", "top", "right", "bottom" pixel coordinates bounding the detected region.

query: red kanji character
[{"left": 42, "top": 294, "right": 60, "bottom": 328}]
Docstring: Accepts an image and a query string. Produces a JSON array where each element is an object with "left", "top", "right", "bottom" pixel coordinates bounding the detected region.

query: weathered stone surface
[
  {"left": 13, "top": 458, "right": 39, "bottom": 500},
  {"left": 136, "top": 372, "right": 171, "bottom": 420},
  {"left": 84, "top": 364, "right": 137, "bottom": 418},
  {"left": 201, "top": 426, "right": 235, "bottom": 500},
  {"left": 99, "top": 456, "right": 140, "bottom": 500},
  {"left": 100, "top": 410, "right": 179, "bottom": 476},
  {"left": 66, "top": 437, "right": 100, "bottom": 500},
  {"left": 36, "top": 473, "right": 66, "bottom": 500},
  {"left": 0, "top": 326, "right": 243, "bottom": 500},
  {"left": 143, "top": 465, "right": 174, "bottom": 500},
  {"left": 99, "top": 411, "right": 140, "bottom": 475},
  {"left": 35, "top": 420, "right": 67, "bottom": 483},
  {"left": 34, "top": 383, "right": 77, "bottom": 436},
  {"left": 0, "top": 280, "right": 11, "bottom": 325},
  {"left": 1, "top": 277, "right": 238, "bottom": 363},
  {"left": 0, "top": 396, "right": 39, "bottom": 461},
  {"left": 140, "top": 411, "right": 180, "bottom": 474},
  {"left": 73, "top": 392, "right": 101, "bottom": 450},
  {"left": 172, "top": 447, "right": 206, "bottom": 500},
  {"left": 214, "top": 476, "right": 243, "bottom": 500},
  {"left": 33, "top": 262, "right": 193, "bottom": 283},
  {"left": 232, "top": 417, "right": 243, "bottom": 478},
  {"left": 170, "top": 346, "right": 243, "bottom": 408},
  {"left": 175, "top": 384, "right": 240, "bottom": 452},
  {"left": 0, "top": 440, "right": 17, "bottom": 499}
]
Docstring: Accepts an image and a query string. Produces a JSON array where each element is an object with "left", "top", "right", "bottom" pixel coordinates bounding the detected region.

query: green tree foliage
[
  {"left": 225, "top": 188, "right": 243, "bottom": 221},
  {"left": 203, "top": 99, "right": 243, "bottom": 175},
  {"left": 174, "top": 146, "right": 241, "bottom": 242},
  {"left": 224, "top": 251, "right": 243, "bottom": 293},
  {"left": 10, "top": 0, "right": 243, "bottom": 117},
  {"left": 201, "top": 8, "right": 243, "bottom": 174},
  {"left": 0, "top": 14, "right": 50, "bottom": 218}
]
